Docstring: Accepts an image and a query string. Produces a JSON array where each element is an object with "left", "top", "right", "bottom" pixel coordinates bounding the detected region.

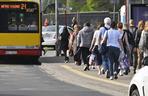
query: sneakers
[
  {"left": 119, "top": 70, "right": 123, "bottom": 76},
  {"left": 64, "top": 57, "right": 69, "bottom": 63},
  {"left": 109, "top": 76, "right": 114, "bottom": 80},
  {"left": 65, "top": 60, "right": 69, "bottom": 63},
  {"left": 114, "top": 72, "right": 118, "bottom": 79},
  {"left": 101, "top": 68, "right": 105, "bottom": 74}
]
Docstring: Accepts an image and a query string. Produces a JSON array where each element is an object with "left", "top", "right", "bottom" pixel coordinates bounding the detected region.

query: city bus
[{"left": 0, "top": 0, "right": 41, "bottom": 64}]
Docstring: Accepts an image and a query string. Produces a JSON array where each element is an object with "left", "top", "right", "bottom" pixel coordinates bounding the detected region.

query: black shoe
[
  {"left": 83, "top": 65, "right": 89, "bottom": 71},
  {"left": 75, "top": 61, "right": 81, "bottom": 66},
  {"left": 114, "top": 73, "right": 118, "bottom": 79},
  {"left": 105, "top": 70, "right": 110, "bottom": 78}
]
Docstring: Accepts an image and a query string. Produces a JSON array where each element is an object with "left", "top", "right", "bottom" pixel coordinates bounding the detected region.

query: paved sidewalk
[{"left": 61, "top": 63, "right": 134, "bottom": 88}]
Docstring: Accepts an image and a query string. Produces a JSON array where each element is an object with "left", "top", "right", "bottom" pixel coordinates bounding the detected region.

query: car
[
  {"left": 128, "top": 59, "right": 148, "bottom": 96},
  {"left": 42, "top": 25, "right": 73, "bottom": 49}
]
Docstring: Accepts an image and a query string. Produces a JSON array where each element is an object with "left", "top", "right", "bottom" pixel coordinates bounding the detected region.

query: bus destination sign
[{"left": 0, "top": 4, "right": 27, "bottom": 9}]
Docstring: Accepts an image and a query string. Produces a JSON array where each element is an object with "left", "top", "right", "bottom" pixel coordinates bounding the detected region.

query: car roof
[{"left": 42, "top": 25, "right": 73, "bottom": 33}]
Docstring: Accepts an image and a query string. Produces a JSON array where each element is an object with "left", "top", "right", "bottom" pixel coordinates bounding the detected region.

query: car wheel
[{"left": 131, "top": 89, "right": 140, "bottom": 96}]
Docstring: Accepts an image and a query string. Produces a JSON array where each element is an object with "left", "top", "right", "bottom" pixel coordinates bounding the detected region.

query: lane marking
[{"left": 61, "top": 65, "right": 128, "bottom": 88}]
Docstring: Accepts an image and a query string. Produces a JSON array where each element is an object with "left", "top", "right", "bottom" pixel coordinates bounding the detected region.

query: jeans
[
  {"left": 108, "top": 46, "right": 120, "bottom": 76},
  {"left": 102, "top": 54, "right": 110, "bottom": 72}
]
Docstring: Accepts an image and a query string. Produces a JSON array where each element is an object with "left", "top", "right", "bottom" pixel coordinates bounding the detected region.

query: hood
[{"left": 82, "top": 26, "right": 94, "bottom": 33}]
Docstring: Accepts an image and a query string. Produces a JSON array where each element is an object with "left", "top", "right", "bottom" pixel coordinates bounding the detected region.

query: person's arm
[
  {"left": 89, "top": 31, "right": 97, "bottom": 51},
  {"left": 118, "top": 35, "right": 124, "bottom": 52},
  {"left": 124, "top": 33, "right": 131, "bottom": 52},
  {"left": 77, "top": 31, "right": 81, "bottom": 47},
  {"left": 139, "top": 31, "right": 145, "bottom": 51}
]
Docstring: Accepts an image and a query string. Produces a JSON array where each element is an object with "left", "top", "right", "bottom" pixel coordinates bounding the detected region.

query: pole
[
  {"left": 55, "top": 0, "right": 59, "bottom": 56},
  {"left": 125, "top": 0, "right": 129, "bottom": 28},
  {"left": 64, "top": 0, "right": 67, "bottom": 26},
  {"left": 142, "top": 0, "right": 144, "bottom": 4},
  {"left": 113, "top": 0, "right": 116, "bottom": 21}
]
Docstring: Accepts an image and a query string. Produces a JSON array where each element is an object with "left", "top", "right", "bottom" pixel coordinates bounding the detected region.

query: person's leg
[
  {"left": 113, "top": 47, "right": 120, "bottom": 79},
  {"left": 108, "top": 47, "right": 114, "bottom": 80},
  {"left": 133, "top": 50, "right": 138, "bottom": 73},
  {"left": 137, "top": 49, "right": 143, "bottom": 69},
  {"left": 96, "top": 52, "right": 102, "bottom": 75},
  {"left": 82, "top": 47, "right": 90, "bottom": 71},
  {"left": 63, "top": 49, "right": 69, "bottom": 63}
]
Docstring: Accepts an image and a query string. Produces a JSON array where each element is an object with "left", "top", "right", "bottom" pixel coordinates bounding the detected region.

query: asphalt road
[
  {"left": 0, "top": 64, "right": 111, "bottom": 96},
  {"left": 0, "top": 50, "right": 130, "bottom": 96}
]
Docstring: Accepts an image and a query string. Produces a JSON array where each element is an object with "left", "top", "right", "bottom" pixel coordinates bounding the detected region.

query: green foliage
[
  {"left": 67, "top": 0, "right": 123, "bottom": 12},
  {"left": 68, "top": 1, "right": 82, "bottom": 12},
  {"left": 42, "top": 0, "right": 124, "bottom": 13}
]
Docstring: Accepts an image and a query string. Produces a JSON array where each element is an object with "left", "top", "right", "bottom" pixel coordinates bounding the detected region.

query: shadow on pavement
[{"left": 39, "top": 56, "right": 74, "bottom": 63}]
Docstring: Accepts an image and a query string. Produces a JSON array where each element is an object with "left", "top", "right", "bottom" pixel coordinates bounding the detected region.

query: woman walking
[{"left": 102, "top": 22, "right": 122, "bottom": 80}]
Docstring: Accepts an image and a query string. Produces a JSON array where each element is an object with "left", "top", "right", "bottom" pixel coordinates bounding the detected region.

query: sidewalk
[
  {"left": 61, "top": 63, "right": 134, "bottom": 88},
  {"left": 40, "top": 50, "right": 134, "bottom": 88}
]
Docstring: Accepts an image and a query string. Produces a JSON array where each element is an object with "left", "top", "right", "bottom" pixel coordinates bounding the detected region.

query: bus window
[{"left": 0, "top": 2, "right": 39, "bottom": 33}]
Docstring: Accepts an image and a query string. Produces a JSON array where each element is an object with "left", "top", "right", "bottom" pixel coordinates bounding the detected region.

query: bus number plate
[{"left": 5, "top": 51, "right": 17, "bottom": 54}]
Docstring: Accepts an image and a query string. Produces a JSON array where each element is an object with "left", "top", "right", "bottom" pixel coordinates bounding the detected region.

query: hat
[
  {"left": 104, "top": 17, "right": 111, "bottom": 25},
  {"left": 129, "top": 19, "right": 134, "bottom": 27}
]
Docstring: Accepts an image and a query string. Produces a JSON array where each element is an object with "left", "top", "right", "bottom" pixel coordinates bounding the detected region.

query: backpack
[
  {"left": 124, "top": 30, "right": 135, "bottom": 46},
  {"left": 98, "top": 27, "right": 109, "bottom": 55}
]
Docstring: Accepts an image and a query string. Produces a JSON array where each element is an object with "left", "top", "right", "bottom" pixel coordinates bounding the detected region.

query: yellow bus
[{"left": 0, "top": 0, "right": 41, "bottom": 64}]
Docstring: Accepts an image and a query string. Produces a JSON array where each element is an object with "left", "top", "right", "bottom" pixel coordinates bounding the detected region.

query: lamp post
[
  {"left": 65, "top": 0, "right": 67, "bottom": 26},
  {"left": 125, "top": 0, "right": 129, "bottom": 28},
  {"left": 55, "top": 0, "right": 59, "bottom": 56}
]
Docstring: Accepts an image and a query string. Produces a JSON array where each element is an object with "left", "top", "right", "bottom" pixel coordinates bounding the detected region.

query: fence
[{"left": 42, "top": 11, "right": 119, "bottom": 28}]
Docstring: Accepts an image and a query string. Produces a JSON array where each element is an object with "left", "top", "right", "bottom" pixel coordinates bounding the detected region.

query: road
[
  {"left": 0, "top": 64, "right": 111, "bottom": 96},
  {"left": 0, "top": 50, "right": 130, "bottom": 96}
]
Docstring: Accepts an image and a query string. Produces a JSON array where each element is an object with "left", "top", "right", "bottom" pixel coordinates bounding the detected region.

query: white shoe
[
  {"left": 110, "top": 76, "right": 114, "bottom": 80},
  {"left": 119, "top": 70, "right": 123, "bottom": 76}
]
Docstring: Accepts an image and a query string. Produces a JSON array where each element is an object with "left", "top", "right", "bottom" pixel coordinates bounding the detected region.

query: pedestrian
[
  {"left": 89, "top": 23, "right": 104, "bottom": 75},
  {"left": 128, "top": 19, "right": 137, "bottom": 67},
  {"left": 133, "top": 20, "right": 145, "bottom": 73},
  {"left": 97, "top": 17, "right": 111, "bottom": 78},
  {"left": 139, "top": 21, "right": 148, "bottom": 66},
  {"left": 117, "top": 22, "right": 131, "bottom": 75},
  {"left": 60, "top": 26, "right": 70, "bottom": 63},
  {"left": 71, "top": 17, "right": 78, "bottom": 29},
  {"left": 77, "top": 22, "right": 94, "bottom": 71},
  {"left": 41, "top": 18, "right": 50, "bottom": 55},
  {"left": 102, "top": 21, "right": 122, "bottom": 80},
  {"left": 69, "top": 24, "right": 81, "bottom": 65}
]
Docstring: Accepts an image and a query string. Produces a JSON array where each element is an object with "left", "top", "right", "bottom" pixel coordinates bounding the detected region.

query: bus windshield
[{"left": 0, "top": 2, "right": 39, "bottom": 33}]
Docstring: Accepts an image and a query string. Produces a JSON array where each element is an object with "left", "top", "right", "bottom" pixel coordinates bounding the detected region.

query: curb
[{"left": 61, "top": 65, "right": 129, "bottom": 88}]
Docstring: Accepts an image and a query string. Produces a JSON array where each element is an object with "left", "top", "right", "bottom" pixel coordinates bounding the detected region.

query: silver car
[{"left": 42, "top": 25, "right": 73, "bottom": 49}]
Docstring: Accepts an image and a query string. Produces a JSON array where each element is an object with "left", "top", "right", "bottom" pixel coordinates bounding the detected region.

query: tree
[{"left": 67, "top": 0, "right": 124, "bottom": 12}]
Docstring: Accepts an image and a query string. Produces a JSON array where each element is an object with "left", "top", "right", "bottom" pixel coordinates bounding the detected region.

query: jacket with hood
[
  {"left": 139, "top": 30, "right": 148, "bottom": 57},
  {"left": 77, "top": 26, "right": 94, "bottom": 48}
]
